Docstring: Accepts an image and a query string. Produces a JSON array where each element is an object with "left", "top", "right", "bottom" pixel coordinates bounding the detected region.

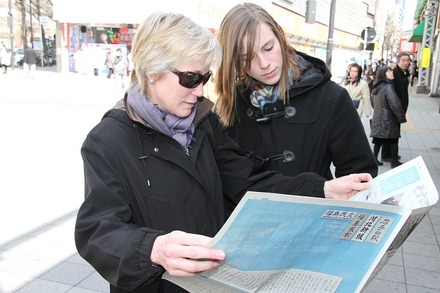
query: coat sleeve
[
  {"left": 385, "top": 85, "right": 407, "bottom": 123},
  {"left": 75, "top": 131, "right": 165, "bottom": 291},
  {"left": 361, "top": 80, "right": 373, "bottom": 117},
  {"left": 206, "top": 113, "right": 326, "bottom": 209},
  {"left": 328, "top": 84, "right": 378, "bottom": 178}
]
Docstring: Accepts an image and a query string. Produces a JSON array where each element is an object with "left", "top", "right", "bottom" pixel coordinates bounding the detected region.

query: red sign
[
  {"left": 399, "top": 39, "right": 418, "bottom": 53},
  {"left": 62, "top": 23, "right": 70, "bottom": 48}
]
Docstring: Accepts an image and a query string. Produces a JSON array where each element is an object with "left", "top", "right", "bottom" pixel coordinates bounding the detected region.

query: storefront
[
  {"left": 58, "top": 22, "right": 137, "bottom": 75},
  {"left": 53, "top": 0, "right": 365, "bottom": 78},
  {"left": 52, "top": 0, "right": 245, "bottom": 73}
]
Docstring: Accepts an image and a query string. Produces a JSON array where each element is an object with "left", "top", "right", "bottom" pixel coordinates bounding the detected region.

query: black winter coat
[
  {"left": 227, "top": 51, "right": 378, "bottom": 180},
  {"left": 392, "top": 65, "right": 410, "bottom": 113},
  {"left": 75, "top": 96, "right": 326, "bottom": 293},
  {"left": 370, "top": 81, "right": 406, "bottom": 139}
]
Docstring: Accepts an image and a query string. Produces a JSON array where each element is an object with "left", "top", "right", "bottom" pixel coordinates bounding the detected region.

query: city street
[
  {"left": 0, "top": 67, "right": 122, "bottom": 292},
  {"left": 0, "top": 67, "right": 439, "bottom": 292}
]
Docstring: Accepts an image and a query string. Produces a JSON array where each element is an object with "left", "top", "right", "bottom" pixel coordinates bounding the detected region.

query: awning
[{"left": 408, "top": 19, "right": 425, "bottom": 43}]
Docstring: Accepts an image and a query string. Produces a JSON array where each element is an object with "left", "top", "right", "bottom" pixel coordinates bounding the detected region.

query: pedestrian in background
[
  {"left": 381, "top": 52, "right": 410, "bottom": 162},
  {"left": 392, "top": 53, "right": 411, "bottom": 112},
  {"left": 370, "top": 66, "right": 406, "bottom": 168},
  {"left": 113, "top": 48, "right": 127, "bottom": 88},
  {"left": 214, "top": 3, "right": 377, "bottom": 180},
  {"left": 105, "top": 49, "right": 114, "bottom": 79},
  {"left": 0, "top": 44, "right": 11, "bottom": 74},
  {"left": 365, "top": 61, "right": 378, "bottom": 94},
  {"left": 23, "top": 43, "right": 37, "bottom": 79},
  {"left": 127, "top": 49, "right": 133, "bottom": 77},
  {"left": 410, "top": 59, "right": 418, "bottom": 87},
  {"left": 74, "top": 11, "right": 372, "bottom": 293},
  {"left": 341, "top": 63, "right": 372, "bottom": 119}
]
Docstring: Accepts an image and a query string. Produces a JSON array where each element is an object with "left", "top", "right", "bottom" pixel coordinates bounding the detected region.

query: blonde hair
[
  {"left": 214, "top": 3, "right": 302, "bottom": 127},
  {"left": 130, "top": 11, "right": 222, "bottom": 95}
]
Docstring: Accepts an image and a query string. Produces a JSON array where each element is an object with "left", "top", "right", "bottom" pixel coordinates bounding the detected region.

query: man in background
[
  {"left": 382, "top": 52, "right": 410, "bottom": 163},
  {"left": 23, "top": 43, "right": 37, "bottom": 79}
]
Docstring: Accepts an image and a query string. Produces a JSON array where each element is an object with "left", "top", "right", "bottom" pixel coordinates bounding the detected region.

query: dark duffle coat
[
  {"left": 75, "top": 96, "right": 326, "bottom": 293},
  {"left": 226, "top": 51, "right": 378, "bottom": 180}
]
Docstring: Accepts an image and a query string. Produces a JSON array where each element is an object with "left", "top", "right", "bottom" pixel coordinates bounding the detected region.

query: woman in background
[
  {"left": 370, "top": 66, "right": 406, "bottom": 167},
  {"left": 341, "top": 63, "right": 372, "bottom": 119}
]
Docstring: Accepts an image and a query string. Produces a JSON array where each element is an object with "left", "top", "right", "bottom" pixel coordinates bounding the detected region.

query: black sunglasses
[{"left": 171, "top": 69, "right": 212, "bottom": 89}]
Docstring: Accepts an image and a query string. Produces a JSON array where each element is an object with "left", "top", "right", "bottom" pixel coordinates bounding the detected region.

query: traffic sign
[
  {"left": 40, "top": 16, "right": 48, "bottom": 25},
  {"left": 361, "top": 27, "right": 376, "bottom": 42}
]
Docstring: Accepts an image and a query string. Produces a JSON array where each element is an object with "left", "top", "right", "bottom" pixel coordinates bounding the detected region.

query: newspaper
[{"left": 163, "top": 156, "right": 438, "bottom": 293}]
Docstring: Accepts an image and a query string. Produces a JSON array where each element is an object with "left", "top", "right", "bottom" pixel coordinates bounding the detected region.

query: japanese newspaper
[{"left": 163, "top": 156, "right": 438, "bottom": 293}]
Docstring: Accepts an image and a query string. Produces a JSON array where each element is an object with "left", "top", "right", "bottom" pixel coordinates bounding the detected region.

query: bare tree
[
  {"left": 381, "top": 14, "right": 403, "bottom": 61},
  {"left": 15, "top": 0, "right": 27, "bottom": 48},
  {"left": 15, "top": 0, "right": 53, "bottom": 49}
]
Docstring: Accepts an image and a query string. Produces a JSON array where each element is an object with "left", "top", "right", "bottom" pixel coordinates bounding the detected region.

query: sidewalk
[{"left": 0, "top": 69, "right": 439, "bottom": 292}]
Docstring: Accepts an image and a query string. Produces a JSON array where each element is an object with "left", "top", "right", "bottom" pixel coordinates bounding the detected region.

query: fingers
[
  {"left": 324, "top": 173, "right": 373, "bottom": 200},
  {"left": 166, "top": 258, "right": 222, "bottom": 277},
  {"left": 151, "top": 231, "right": 225, "bottom": 277},
  {"left": 351, "top": 173, "right": 373, "bottom": 183},
  {"left": 350, "top": 173, "right": 372, "bottom": 192},
  {"left": 165, "top": 231, "right": 225, "bottom": 260}
]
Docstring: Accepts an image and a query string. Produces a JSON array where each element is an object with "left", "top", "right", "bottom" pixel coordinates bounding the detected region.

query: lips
[
  {"left": 263, "top": 68, "right": 276, "bottom": 77},
  {"left": 262, "top": 68, "right": 278, "bottom": 80},
  {"left": 184, "top": 101, "right": 196, "bottom": 107}
]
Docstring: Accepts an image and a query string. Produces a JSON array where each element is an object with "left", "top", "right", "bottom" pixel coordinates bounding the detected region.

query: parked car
[{"left": 14, "top": 48, "right": 24, "bottom": 65}]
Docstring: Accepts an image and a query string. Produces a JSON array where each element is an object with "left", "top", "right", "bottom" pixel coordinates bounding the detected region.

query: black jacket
[
  {"left": 75, "top": 96, "right": 327, "bottom": 293},
  {"left": 370, "top": 80, "right": 406, "bottom": 139},
  {"left": 227, "top": 51, "right": 378, "bottom": 180},
  {"left": 392, "top": 65, "right": 410, "bottom": 113}
]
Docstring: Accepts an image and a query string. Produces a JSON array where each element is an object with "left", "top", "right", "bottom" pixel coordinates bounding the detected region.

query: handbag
[{"left": 352, "top": 100, "right": 360, "bottom": 109}]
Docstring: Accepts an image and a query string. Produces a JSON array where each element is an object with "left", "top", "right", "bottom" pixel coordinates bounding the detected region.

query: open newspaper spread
[{"left": 163, "top": 156, "right": 438, "bottom": 293}]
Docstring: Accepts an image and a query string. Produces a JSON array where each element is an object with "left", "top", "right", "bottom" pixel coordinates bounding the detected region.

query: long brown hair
[{"left": 214, "top": 3, "right": 302, "bottom": 127}]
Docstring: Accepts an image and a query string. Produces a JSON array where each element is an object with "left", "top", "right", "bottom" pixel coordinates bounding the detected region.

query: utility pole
[
  {"left": 8, "top": 0, "right": 15, "bottom": 69},
  {"left": 29, "top": 0, "right": 34, "bottom": 45},
  {"left": 326, "top": 0, "right": 336, "bottom": 71}
]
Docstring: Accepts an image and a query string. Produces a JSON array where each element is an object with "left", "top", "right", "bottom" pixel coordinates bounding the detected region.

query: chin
[
  {"left": 265, "top": 76, "right": 281, "bottom": 86},
  {"left": 175, "top": 110, "right": 193, "bottom": 118}
]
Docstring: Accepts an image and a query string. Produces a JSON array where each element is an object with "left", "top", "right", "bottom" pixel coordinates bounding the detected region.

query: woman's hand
[
  {"left": 324, "top": 173, "right": 373, "bottom": 200},
  {"left": 151, "top": 231, "right": 225, "bottom": 277}
]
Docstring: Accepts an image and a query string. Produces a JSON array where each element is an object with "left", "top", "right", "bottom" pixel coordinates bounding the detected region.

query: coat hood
[
  {"left": 290, "top": 51, "right": 332, "bottom": 97},
  {"left": 371, "top": 80, "right": 391, "bottom": 96}
]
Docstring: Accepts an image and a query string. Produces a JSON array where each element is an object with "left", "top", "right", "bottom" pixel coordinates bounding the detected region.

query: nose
[
  {"left": 192, "top": 82, "right": 204, "bottom": 97},
  {"left": 256, "top": 53, "right": 270, "bottom": 69}
]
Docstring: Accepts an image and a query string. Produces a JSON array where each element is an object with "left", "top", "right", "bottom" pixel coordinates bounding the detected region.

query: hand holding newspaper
[{"left": 163, "top": 156, "right": 438, "bottom": 292}]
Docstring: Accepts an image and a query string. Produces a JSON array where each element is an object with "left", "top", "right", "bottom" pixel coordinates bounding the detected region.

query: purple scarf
[{"left": 127, "top": 84, "right": 196, "bottom": 147}]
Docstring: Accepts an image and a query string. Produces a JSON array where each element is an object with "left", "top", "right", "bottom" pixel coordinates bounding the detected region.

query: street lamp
[
  {"left": 29, "top": 0, "right": 34, "bottom": 45},
  {"left": 326, "top": 0, "right": 336, "bottom": 70}
]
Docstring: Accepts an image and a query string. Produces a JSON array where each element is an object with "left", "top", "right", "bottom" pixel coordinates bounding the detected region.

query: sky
[{"left": 403, "top": 0, "right": 418, "bottom": 30}]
